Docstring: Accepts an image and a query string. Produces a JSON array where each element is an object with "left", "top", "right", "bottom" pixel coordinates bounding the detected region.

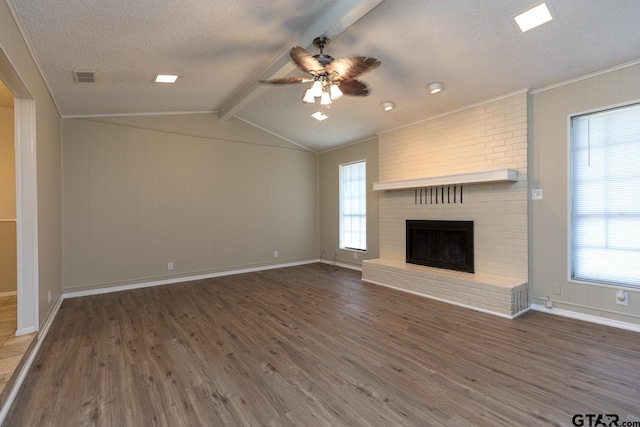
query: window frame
[
  {"left": 567, "top": 100, "right": 640, "bottom": 289},
  {"left": 339, "top": 159, "right": 367, "bottom": 252}
]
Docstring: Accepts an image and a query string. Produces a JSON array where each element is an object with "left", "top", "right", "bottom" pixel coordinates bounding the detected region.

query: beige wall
[
  {"left": 530, "top": 62, "right": 640, "bottom": 325},
  {"left": 0, "top": 221, "right": 16, "bottom": 294},
  {"left": 0, "top": 80, "right": 14, "bottom": 109},
  {"left": 0, "top": 103, "right": 16, "bottom": 294},
  {"left": 0, "top": 106, "right": 15, "bottom": 220},
  {"left": 1, "top": 0, "right": 63, "bottom": 326},
  {"left": 319, "top": 138, "right": 379, "bottom": 268},
  {"left": 377, "top": 92, "right": 529, "bottom": 279},
  {"left": 62, "top": 114, "right": 318, "bottom": 292}
]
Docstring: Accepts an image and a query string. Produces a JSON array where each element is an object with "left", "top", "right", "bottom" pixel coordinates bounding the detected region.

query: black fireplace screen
[{"left": 406, "top": 220, "right": 474, "bottom": 273}]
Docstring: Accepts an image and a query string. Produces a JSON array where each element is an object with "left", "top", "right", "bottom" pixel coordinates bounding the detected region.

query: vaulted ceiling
[{"left": 8, "top": 0, "right": 640, "bottom": 152}]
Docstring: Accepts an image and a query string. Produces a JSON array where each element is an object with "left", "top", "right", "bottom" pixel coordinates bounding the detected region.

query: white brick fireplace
[{"left": 362, "top": 91, "right": 529, "bottom": 318}]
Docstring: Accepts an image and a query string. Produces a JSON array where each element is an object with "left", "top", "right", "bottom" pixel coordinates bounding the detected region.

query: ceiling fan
[{"left": 260, "top": 36, "right": 381, "bottom": 105}]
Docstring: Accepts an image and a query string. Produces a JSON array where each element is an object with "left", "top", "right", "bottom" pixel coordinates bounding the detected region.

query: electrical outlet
[
  {"left": 168, "top": 262, "right": 174, "bottom": 271},
  {"left": 531, "top": 189, "right": 543, "bottom": 200},
  {"left": 274, "top": 251, "right": 278, "bottom": 258},
  {"left": 353, "top": 252, "right": 357, "bottom": 259},
  {"left": 616, "top": 290, "right": 629, "bottom": 306},
  {"left": 48, "top": 290, "right": 51, "bottom": 304}
]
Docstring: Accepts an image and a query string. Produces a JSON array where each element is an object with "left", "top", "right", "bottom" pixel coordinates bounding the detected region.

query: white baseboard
[
  {"left": 362, "top": 278, "right": 526, "bottom": 319},
  {"left": 0, "top": 294, "right": 63, "bottom": 425},
  {"left": 15, "top": 326, "right": 37, "bottom": 336},
  {"left": 0, "top": 291, "right": 17, "bottom": 298},
  {"left": 37, "top": 294, "right": 64, "bottom": 340},
  {"left": 64, "top": 259, "right": 320, "bottom": 299},
  {"left": 531, "top": 304, "right": 640, "bottom": 333},
  {"left": 336, "top": 262, "right": 362, "bottom": 271},
  {"left": 321, "top": 259, "right": 362, "bottom": 272}
]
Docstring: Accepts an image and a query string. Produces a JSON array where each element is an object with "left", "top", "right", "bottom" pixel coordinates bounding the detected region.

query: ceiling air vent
[{"left": 73, "top": 71, "right": 95, "bottom": 83}]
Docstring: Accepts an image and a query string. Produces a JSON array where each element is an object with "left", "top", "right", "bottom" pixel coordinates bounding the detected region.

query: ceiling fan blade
[
  {"left": 259, "top": 76, "right": 314, "bottom": 84},
  {"left": 326, "top": 56, "right": 381, "bottom": 81},
  {"left": 290, "top": 46, "right": 325, "bottom": 76},
  {"left": 339, "top": 79, "right": 370, "bottom": 97}
]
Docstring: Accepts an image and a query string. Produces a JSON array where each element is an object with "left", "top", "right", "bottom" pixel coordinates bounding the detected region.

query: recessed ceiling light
[
  {"left": 311, "top": 111, "right": 329, "bottom": 121},
  {"left": 381, "top": 101, "right": 396, "bottom": 111},
  {"left": 514, "top": 3, "right": 553, "bottom": 33},
  {"left": 427, "top": 82, "right": 444, "bottom": 94},
  {"left": 154, "top": 74, "right": 179, "bottom": 83}
]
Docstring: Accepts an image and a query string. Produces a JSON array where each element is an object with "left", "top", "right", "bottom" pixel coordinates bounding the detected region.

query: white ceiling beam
[{"left": 218, "top": 0, "right": 385, "bottom": 120}]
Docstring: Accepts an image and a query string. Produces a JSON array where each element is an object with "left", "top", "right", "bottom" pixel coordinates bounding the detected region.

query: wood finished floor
[
  {"left": 0, "top": 295, "right": 34, "bottom": 405},
  {"left": 5, "top": 264, "right": 640, "bottom": 426}
]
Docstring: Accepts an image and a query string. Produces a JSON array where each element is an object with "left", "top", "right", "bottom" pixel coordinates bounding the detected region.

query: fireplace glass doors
[{"left": 406, "top": 220, "right": 474, "bottom": 273}]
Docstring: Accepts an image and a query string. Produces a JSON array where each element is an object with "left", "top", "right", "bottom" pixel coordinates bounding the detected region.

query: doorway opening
[{"left": 0, "top": 48, "right": 39, "bottom": 337}]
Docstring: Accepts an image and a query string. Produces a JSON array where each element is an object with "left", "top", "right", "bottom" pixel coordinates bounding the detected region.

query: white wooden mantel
[{"left": 373, "top": 169, "right": 518, "bottom": 191}]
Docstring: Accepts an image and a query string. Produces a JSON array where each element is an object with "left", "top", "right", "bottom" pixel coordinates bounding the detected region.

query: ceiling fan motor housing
[
  {"left": 313, "top": 36, "right": 330, "bottom": 51},
  {"left": 312, "top": 37, "right": 333, "bottom": 66},
  {"left": 313, "top": 54, "right": 334, "bottom": 66}
]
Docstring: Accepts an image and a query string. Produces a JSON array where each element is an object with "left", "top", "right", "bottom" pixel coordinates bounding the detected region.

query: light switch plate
[{"left": 531, "top": 189, "right": 543, "bottom": 200}]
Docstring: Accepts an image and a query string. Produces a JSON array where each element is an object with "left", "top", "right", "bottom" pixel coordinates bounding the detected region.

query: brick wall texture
[{"left": 377, "top": 92, "right": 528, "bottom": 280}]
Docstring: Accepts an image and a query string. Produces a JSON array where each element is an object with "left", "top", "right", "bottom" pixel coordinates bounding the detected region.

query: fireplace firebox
[{"left": 406, "top": 220, "right": 474, "bottom": 273}]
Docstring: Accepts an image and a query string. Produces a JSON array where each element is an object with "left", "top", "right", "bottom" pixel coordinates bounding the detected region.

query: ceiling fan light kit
[
  {"left": 302, "top": 88, "right": 315, "bottom": 103},
  {"left": 311, "top": 80, "right": 323, "bottom": 97},
  {"left": 301, "top": 76, "right": 343, "bottom": 105},
  {"left": 320, "top": 91, "right": 332, "bottom": 105},
  {"left": 329, "top": 84, "right": 343, "bottom": 100},
  {"left": 260, "top": 36, "right": 381, "bottom": 108}
]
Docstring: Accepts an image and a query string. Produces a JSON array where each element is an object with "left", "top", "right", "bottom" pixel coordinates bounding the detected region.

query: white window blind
[
  {"left": 570, "top": 102, "right": 640, "bottom": 287},
  {"left": 340, "top": 160, "right": 367, "bottom": 251}
]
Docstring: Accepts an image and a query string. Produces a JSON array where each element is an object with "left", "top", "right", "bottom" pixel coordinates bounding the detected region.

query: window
[
  {"left": 340, "top": 160, "right": 366, "bottom": 251},
  {"left": 570, "top": 102, "right": 640, "bottom": 287}
]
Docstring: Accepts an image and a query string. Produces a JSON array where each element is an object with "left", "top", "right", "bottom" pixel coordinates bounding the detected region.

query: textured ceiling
[{"left": 8, "top": 0, "right": 640, "bottom": 152}]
